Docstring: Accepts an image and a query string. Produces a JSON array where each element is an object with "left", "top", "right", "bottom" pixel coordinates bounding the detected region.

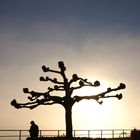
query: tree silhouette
[{"left": 11, "top": 61, "right": 126, "bottom": 138}]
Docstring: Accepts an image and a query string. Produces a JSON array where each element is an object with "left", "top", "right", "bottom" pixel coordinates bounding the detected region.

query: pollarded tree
[{"left": 11, "top": 61, "right": 126, "bottom": 138}]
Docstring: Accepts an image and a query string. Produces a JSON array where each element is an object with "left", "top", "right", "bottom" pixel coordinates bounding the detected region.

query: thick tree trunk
[{"left": 65, "top": 105, "right": 73, "bottom": 138}]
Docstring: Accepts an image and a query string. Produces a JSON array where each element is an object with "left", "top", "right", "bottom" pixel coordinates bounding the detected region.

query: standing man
[{"left": 29, "top": 121, "right": 39, "bottom": 139}]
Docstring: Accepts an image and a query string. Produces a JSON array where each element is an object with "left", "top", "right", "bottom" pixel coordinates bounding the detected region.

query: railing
[{"left": 0, "top": 129, "right": 131, "bottom": 140}]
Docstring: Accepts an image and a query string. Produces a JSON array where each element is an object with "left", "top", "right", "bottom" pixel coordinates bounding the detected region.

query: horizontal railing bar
[
  {"left": 0, "top": 129, "right": 131, "bottom": 130},
  {"left": 0, "top": 135, "right": 28, "bottom": 137},
  {"left": 0, "top": 129, "right": 132, "bottom": 139}
]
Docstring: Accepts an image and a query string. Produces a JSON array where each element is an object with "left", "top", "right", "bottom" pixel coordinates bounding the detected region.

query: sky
[{"left": 1, "top": 0, "right": 140, "bottom": 132}]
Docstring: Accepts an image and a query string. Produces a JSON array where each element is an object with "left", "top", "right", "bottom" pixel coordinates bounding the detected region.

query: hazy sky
[{"left": 1, "top": 0, "right": 140, "bottom": 131}]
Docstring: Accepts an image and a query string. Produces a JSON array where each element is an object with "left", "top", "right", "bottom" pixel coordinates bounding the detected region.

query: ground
[{"left": 26, "top": 137, "right": 131, "bottom": 140}]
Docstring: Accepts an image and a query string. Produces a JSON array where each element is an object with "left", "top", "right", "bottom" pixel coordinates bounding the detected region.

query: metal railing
[{"left": 0, "top": 129, "right": 131, "bottom": 140}]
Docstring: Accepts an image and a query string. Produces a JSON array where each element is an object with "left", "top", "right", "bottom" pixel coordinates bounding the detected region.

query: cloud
[
  {"left": 1, "top": 0, "right": 140, "bottom": 130},
  {"left": 1, "top": 30, "right": 140, "bottom": 129}
]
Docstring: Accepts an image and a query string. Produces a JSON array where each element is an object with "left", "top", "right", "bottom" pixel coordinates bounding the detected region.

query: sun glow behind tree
[
  {"left": 11, "top": 61, "right": 126, "bottom": 138},
  {"left": 72, "top": 79, "right": 125, "bottom": 129}
]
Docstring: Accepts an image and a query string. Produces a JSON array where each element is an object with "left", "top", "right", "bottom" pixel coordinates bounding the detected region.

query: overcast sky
[{"left": 1, "top": 0, "right": 140, "bottom": 132}]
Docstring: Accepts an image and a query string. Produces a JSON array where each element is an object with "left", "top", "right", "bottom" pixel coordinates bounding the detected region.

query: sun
[{"left": 72, "top": 79, "right": 117, "bottom": 129}]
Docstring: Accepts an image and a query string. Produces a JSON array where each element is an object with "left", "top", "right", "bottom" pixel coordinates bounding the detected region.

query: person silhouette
[{"left": 29, "top": 121, "right": 39, "bottom": 139}]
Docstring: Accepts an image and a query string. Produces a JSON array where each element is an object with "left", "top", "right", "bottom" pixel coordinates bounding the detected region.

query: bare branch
[
  {"left": 97, "top": 83, "right": 126, "bottom": 97},
  {"left": 23, "top": 88, "right": 44, "bottom": 100},
  {"left": 69, "top": 74, "right": 79, "bottom": 84},
  {"left": 42, "top": 65, "right": 60, "bottom": 74},
  {"left": 79, "top": 78, "right": 100, "bottom": 87},
  {"left": 73, "top": 83, "right": 125, "bottom": 104},
  {"left": 69, "top": 74, "right": 100, "bottom": 87},
  {"left": 58, "top": 61, "right": 66, "bottom": 71},
  {"left": 11, "top": 94, "right": 64, "bottom": 109},
  {"left": 71, "top": 80, "right": 100, "bottom": 90},
  {"left": 40, "top": 76, "right": 63, "bottom": 84},
  {"left": 22, "top": 84, "right": 65, "bottom": 102}
]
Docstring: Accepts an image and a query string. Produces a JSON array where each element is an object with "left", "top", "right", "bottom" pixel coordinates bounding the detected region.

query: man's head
[{"left": 30, "top": 121, "right": 35, "bottom": 125}]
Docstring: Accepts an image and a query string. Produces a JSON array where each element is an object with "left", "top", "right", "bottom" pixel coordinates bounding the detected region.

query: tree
[{"left": 11, "top": 61, "right": 126, "bottom": 138}]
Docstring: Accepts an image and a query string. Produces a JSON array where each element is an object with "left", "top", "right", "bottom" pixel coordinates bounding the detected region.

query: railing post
[
  {"left": 40, "top": 130, "right": 42, "bottom": 137},
  {"left": 112, "top": 130, "right": 114, "bottom": 138},
  {"left": 123, "top": 130, "right": 124, "bottom": 138},
  {"left": 73, "top": 130, "right": 75, "bottom": 137},
  {"left": 101, "top": 130, "right": 102, "bottom": 138},
  {"left": 58, "top": 130, "right": 60, "bottom": 137},
  {"left": 19, "top": 130, "right": 21, "bottom": 140},
  {"left": 88, "top": 130, "right": 90, "bottom": 138}
]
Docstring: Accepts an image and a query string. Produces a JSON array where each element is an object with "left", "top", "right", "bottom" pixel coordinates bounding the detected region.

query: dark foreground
[{"left": 26, "top": 137, "right": 131, "bottom": 140}]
